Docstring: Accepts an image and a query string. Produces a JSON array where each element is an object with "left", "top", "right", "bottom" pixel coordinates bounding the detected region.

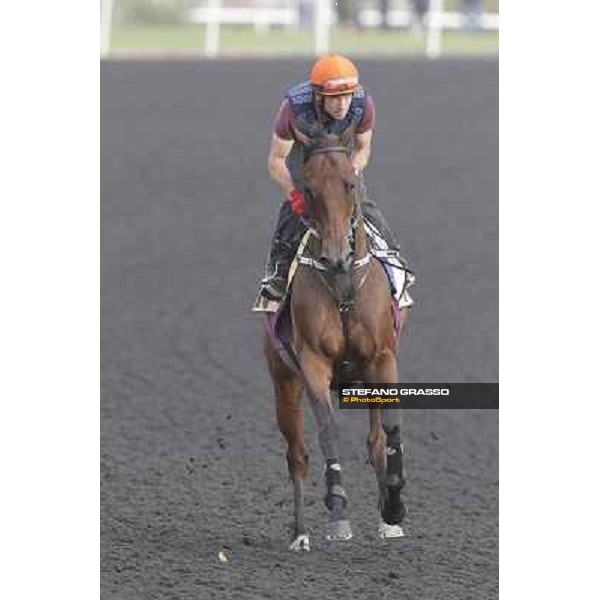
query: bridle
[{"left": 297, "top": 145, "right": 372, "bottom": 319}]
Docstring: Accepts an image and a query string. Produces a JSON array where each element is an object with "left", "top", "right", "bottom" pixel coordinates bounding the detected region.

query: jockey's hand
[{"left": 289, "top": 190, "right": 307, "bottom": 216}]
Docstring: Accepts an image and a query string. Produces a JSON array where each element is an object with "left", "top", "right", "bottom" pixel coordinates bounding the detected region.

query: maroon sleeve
[
  {"left": 356, "top": 95, "right": 376, "bottom": 134},
  {"left": 272, "top": 98, "right": 295, "bottom": 140}
]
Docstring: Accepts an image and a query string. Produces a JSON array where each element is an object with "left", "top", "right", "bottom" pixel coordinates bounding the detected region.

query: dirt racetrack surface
[{"left": 101, "top": 59, "right": 498, "bottom": 599}]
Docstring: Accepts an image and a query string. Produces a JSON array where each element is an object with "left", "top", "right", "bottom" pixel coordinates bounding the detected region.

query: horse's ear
[
  {"left": 339, "top": 122, "right": 357, "bottom": 148},
  {"left": 291, "top": 117, "right": 320, "bottom": 147}
]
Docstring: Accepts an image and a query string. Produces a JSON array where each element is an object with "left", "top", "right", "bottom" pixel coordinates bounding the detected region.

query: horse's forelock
[{"left": 304, "top": 151, "right": 354, "bottom": 197}]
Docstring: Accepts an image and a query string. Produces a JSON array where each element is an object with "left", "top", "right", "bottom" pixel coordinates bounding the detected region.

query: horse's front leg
[
  {"left": 299, "top": 347, "right": 352, "bottom": 541},
  {"left": 264, "top": 331, "right": 309, "bottom": 551},
  {"left": 365, "top": 348, "right": 406, "bottom": 538},
  {"left": 367, "top": 406, "right": 387, "bottom": 508}
]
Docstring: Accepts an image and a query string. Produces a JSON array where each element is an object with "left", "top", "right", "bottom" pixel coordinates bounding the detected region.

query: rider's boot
[
  {"left": 260, "top": 202, "right": 305, "bottom": 301},
  {"left": 361, "top": 196, "right": 402, "bottom": 252}
]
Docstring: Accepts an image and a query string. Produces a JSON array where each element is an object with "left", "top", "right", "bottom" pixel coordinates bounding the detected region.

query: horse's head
[{"left": 293, "top": 120, "right": 359, "bottom": 274}]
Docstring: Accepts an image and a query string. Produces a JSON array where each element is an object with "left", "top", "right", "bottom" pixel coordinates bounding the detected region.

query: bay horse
[{"left": 264, "top": 121, "right": 409, "bottom": 551}]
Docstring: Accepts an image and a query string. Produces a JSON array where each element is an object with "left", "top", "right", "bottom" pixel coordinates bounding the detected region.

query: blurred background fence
[{"left": 101, "top": 0, "right": 499, "bottom": 58}]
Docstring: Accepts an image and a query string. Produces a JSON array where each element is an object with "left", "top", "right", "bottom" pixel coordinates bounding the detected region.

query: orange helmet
[{"left": 310, "top": 54, "right": 361, "bottom": 96}]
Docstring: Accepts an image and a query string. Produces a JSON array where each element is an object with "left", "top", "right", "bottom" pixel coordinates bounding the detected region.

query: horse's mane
[{"left": 291, "top": 117, "right": 357, "bottom": 154}]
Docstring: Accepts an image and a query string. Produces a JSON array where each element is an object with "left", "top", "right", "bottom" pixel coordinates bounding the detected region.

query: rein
[{"left": 308, "top": 145, "right": 348, "bottom": 156}]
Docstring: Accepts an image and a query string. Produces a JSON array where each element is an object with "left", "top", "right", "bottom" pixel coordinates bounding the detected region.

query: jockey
[{"left": 260, "top": 53, "right": 408, "bottom": 302}]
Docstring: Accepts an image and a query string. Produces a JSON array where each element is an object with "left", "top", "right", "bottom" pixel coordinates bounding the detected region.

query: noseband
[{"left": 308, "top": 145, "right": 349, "bottom": 157}]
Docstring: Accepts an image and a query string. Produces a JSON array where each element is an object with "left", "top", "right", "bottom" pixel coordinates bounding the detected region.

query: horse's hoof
[
  {"left": 325, "top": 519, "right": 353, "bottom": 541},
  {"left": 378, "top": 520, "right": 405, "bottom": 539},
  {"left": 289, "top": 534, "right": 310, "bottom": 551}
]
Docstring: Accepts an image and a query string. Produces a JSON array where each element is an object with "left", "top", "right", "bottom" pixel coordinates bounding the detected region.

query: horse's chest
[
  {"left": 345, "top": 320, "right": 378, "bottom": 361},
  {"left": 315, "top": 317, "right": 375, "bottom": 360}
]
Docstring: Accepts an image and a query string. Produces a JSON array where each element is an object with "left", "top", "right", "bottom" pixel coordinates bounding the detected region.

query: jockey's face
[{"left": 322, "top": 93, "right": 353, "bottom": 120}]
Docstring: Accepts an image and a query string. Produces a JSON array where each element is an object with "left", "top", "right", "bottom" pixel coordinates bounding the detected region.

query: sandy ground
[{"left": 101, "top": 58, "right": 498, "bottom": 599}]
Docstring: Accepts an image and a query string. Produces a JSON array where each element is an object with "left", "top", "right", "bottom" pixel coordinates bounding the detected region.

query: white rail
[
  {"left": 314, "top": 0, "right": 331, "bottom": 54},
  {"left": 204, "top": 0, "right": 222, "bottom": 57},
  {"left": 103, "top": 1, "right": 498, "bottom": 59},
  {"left": 189, "top": 5, "right": 499, "bottom": 32},
  {"left": 426, "top": 0, "right": 444, "bottom": 59},
  {"left": 358, "top": 7, "right": 499, "bottom": 30},
  {"left": 100, "top": 0, "right": 115, "bottom": 56},
  {"left": 190, "top": 6, "right": 298, "bottom": 29}
]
